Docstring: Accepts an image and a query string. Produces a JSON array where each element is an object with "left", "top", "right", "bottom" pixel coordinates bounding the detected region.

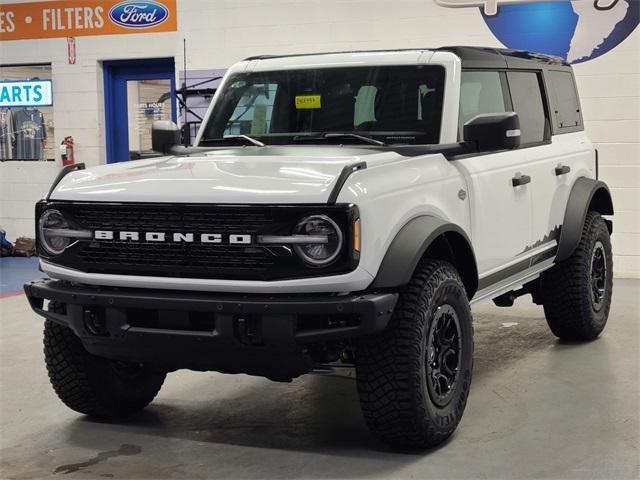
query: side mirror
[
  {"left": 463, "top": 112, "right": 521, "bottom": 151},
  {"left": 151, "top": 120, "right": 181, "bottom": 154}
]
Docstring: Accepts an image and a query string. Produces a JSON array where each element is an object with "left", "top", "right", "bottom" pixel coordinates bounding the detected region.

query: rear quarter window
[{"left": 548, "top": 70, "right": 583, "bottom": 131}]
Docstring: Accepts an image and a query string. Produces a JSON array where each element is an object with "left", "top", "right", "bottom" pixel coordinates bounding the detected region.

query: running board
[{"left": 471, "top": 258, "right": 555, "bottom": 305}]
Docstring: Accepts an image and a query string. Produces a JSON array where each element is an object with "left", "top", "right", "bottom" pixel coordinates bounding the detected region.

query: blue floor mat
[{"left": 0, "top": 257, "right": 45, "bottom": 296}]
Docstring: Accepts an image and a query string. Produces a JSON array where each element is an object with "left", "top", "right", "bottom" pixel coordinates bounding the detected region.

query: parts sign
[
  {"left": 0, "top": 80, "right": 53, "bottom": 107},
  {"left": 0, "top": 0, "right": 177, "bottom": 41}
]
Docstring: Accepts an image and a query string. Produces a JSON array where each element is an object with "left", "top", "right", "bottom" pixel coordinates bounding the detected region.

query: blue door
[{"left": 103, "top": 58, "right": 176, "bottom": 163}]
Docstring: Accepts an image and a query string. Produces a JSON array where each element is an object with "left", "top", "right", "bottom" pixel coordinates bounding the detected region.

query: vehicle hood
[{"left": 50, "top": 146, "right": 406, "bottom": 204}]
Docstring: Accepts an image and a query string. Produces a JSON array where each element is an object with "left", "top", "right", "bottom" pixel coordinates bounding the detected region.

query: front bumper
[
  {"left": 40, "top": 260, "right": 376, "bottom": 294},
  {"left": 24, "top": 280, "right": 397, "bottom": 379}
]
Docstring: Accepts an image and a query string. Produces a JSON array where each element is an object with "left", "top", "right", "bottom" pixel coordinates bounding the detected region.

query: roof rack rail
[{"left": 243, "top": 46, "right": 570, "bottom": 68}]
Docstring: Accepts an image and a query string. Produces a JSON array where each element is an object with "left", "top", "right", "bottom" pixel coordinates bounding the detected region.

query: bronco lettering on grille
[{"left": 94, "top": 230, "right": 252, "bottom": 244}]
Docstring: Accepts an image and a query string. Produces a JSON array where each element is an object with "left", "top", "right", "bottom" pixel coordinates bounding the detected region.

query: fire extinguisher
[{"left": 60, "top": 136, "right": 75, "bottom": 166}]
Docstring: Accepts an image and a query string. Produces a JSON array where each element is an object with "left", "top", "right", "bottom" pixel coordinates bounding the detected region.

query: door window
[
  {"left": 458, "top": 71, "right": 506, "bottom": 139},
  {"left": 506, "top": 71, "right": 547, "bottom": 145},
  {"left": 126, "top": 79, "right": 173, "bottom": 154}
]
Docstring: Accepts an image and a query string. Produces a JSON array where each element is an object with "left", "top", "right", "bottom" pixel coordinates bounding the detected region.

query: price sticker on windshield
[{"left": 295, "top": 94, "right": 322, "bottom": 109}]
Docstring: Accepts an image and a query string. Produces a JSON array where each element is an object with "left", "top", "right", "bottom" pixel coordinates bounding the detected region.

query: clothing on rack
[
  {"left": 11, "top": 108, "right": 46, "bottom": 160},
  {"left": 0, "top": 109, "right": 14, "bottom": 160}
]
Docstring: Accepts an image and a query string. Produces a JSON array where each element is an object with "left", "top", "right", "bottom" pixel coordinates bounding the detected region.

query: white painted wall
[
  {"left": 1, "top": 0, "right": 638, "bottom": 276},
  {"left": 0, "top": 163, "right": 59, "bottom": 237}
]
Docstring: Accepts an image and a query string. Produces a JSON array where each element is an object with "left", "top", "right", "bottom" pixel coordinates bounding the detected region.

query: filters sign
[{"left": 0, "top": 0, "right": 176, "bottom": 41}]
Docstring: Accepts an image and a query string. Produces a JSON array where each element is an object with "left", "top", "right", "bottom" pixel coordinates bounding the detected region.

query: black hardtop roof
[
  {"left": 243, "top": 46, "right": 571, "bottom": 69},
  {"left": 438, "top": 46, "right": 570, "bottom": 69}
]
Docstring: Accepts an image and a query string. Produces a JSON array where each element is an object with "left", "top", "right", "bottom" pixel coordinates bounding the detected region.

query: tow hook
[{"left": 83, "top": 307, "right": 109, "bottom": 336}]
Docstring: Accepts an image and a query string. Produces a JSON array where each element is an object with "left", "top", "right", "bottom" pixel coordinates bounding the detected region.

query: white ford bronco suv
[{"left": 26, "top": 47, "right": 614, "bottom": 448}]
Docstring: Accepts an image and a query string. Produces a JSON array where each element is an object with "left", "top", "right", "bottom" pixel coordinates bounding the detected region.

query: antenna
[
  {"left": 182, "top": 38, "right": 187, "bottom": 90},
  {"left": 182, "top": 38, "right": 187, "bottom": 126}
]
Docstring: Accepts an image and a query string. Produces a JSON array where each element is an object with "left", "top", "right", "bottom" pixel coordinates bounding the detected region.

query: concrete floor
[
  {"left": 1, "top": 279, "right": 638, "bottom": 479},
  {"left": 0, "top": 257, "right": 40, "bottom": 296}
]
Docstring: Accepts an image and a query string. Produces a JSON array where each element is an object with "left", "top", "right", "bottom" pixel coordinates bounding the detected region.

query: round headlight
[
  {"left": 294, "top": 215, "right": 343, "bottom": 266},
  {"left": 38, "top": 209, "right": 71, "bottom": 255}
]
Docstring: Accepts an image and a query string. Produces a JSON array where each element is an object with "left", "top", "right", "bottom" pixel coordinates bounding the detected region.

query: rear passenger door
[
  {"left": 525, "top": 69, "right": 591, "bottom": 248},
  {"left": 506, "top": 70, "right": 581, "bottom": 256}
]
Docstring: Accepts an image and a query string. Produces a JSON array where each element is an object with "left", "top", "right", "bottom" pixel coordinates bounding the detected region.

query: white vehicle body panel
[
  {"left": 455, "top": 131, "right": 595, "bottom": 279},
  {"left": 51, "top": 147, "right": 375, "bottom": 204},
  {"left": 41, "top": 259, "right": 375, "bottom": 294},
  {"left": 454, "top": 147, "right": 533, "bottom": 275},
  {"left": 44, "top": 146, "right": 471, "bottom": 294},
  {"left": 527, "top": 131, "right": 595, "bottom": 244}
]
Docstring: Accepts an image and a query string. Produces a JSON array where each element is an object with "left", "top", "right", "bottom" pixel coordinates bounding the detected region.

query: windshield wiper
[
  {"left": 202, "top": 135, "right": 266, "bottom": 147},
  {"left": 295, "top": 133, "right": 387, "bottom": 146},
  {"left": 223, "top": 135, "right": 266, "bottom": 147},
  {"left": 324, "top": 133, "right": 386, "bottom": 146}
]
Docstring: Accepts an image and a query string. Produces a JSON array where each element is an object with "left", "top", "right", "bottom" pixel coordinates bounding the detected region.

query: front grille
[
  {"left": 78, "top": 243, "right": 276, "bottom": 277},
  {"left": 71, "top": 204, "right": 272, "bottom": 232},
  {"left": 39, "top": 202, "right": 358, "bottom": 281}
]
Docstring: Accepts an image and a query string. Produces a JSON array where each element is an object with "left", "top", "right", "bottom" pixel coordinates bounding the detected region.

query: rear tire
[
  {"left": 356, "top": 259, "right": 474, "bottom": 448},
  {"left": 540, "top": 211, "right": 613, "bottom": 340},
  {"left": 44, "top": 313, "right": 166, "bottom": 418}
]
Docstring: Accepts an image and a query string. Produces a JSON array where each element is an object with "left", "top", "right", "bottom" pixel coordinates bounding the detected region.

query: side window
[
  {"left": 548, "top": 70, "right": 582, "bottom": 130},
  {"left": 458, "top": 71, "right": 506, "bottom": 139},
  {"left": 224, "top": 82, "right": 278, "bottom": 136},
  {"left": 506, "top": 71, "right": 547, "bottom": 145}
]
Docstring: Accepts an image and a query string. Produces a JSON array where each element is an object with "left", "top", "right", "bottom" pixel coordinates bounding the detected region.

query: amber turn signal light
[{"left": 353, "top": 218, "right": 361, "bottom": 253}]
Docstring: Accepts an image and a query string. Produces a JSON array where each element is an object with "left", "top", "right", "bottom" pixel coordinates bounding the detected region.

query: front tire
[
  {"left": 44, "top": 317, "right": 166, "bottom": 418},
  {"left": 356, "top": 259, "right": 474, "bottom": 448},
  {"left": 540, "top": 211, "right": 613, "bottom": 340}
]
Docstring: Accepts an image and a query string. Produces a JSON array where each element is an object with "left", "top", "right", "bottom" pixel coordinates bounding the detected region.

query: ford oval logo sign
[{"left": 109, "top": 1, "right": 169, "bottom": 29}]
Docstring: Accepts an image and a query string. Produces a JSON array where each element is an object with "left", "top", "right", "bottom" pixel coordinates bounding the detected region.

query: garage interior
[{"left": 1, "top": 0, "right": 639, "bottom": 479}]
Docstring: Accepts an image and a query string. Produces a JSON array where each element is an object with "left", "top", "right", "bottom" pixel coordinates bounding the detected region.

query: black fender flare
[
  {"left": 556, "top": 177, "right": 614, "bottom": 263},
  {"left": 370, "top": 216, "right": 478, "bottom": 298}
]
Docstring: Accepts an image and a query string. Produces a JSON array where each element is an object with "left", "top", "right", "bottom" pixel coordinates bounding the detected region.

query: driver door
[{"left": 453, "top": 71, "right": 532, "bottom": 285}]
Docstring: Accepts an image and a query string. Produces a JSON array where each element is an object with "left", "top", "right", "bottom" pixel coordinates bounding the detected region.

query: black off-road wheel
[
  {"left": 44, "top": 310, "right": 166, "bottom": 418},
  {"left": 356, "top": 259, "right": 474, "bottom": 448},
  {"left": 540, "top": 211, "right": 613, "bottom": 341}
]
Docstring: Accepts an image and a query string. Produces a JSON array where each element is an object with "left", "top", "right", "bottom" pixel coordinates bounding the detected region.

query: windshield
[{"left": 200, "top": 65, "right": 445, "bottom": 146}]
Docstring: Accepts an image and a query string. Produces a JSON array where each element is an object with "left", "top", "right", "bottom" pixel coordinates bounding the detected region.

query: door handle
[
  {"left": 512, "top": 174, "right": 531, "bottom": 187},
  {"left": 555, "top": 164, "right": 571, "bottom": 176}
]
